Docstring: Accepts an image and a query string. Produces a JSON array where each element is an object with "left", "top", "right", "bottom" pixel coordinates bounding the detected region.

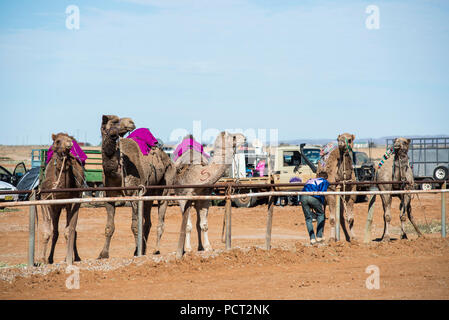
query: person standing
[{"left": 300, "top": 171, "right": 329, "bottom": 245}]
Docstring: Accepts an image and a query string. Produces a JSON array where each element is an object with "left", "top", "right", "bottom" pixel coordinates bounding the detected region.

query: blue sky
[{"left": 1, "top": 0, "right": 448, "bottom": 145}]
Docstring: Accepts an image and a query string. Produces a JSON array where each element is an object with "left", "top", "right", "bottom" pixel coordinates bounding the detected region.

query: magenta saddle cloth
[
  {"left": 173, "top": 137, "right": 210, "bottom": 162},
  {"left": 126, "top": 128, "right": 158, "bottom": 156},
  {"left": 46, "top": 139, "right": 87, "bottom": 166}
]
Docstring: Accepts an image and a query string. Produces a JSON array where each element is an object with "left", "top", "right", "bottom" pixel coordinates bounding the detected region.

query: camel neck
[{"left": 102, "top": 135, "right": 119, "bottom": 158}]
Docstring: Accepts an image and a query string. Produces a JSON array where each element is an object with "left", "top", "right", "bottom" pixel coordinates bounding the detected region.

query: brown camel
[
  {"left": 98, "top": 115, "right": 175, "bottom": 258},
  {"left": 368, "top": 137, "right": 423, "bottom": 241},
  {"left": 170, "top": 131, "right": 245, "bottom": 258},
  {"left": 40, "top": 133, "right": 85, "bottom": 265},
  {"left": 317, "top": 133, "right": 357, "bottom": 242}
]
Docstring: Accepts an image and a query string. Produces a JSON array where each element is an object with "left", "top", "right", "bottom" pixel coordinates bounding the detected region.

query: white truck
[{"left": 218, "top": 144, "right": 321, "bottom": 207}]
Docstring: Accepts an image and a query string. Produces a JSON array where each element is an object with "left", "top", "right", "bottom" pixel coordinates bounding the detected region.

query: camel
[
  {"left": 317, "top": 133, "right": 357, "bottom": 242},
  {"left": 40, "top": 133, "right": 85, "bottom": 265},
  {"left": 169, "top": 131, "right": 245, "bottom": 258},
  {"left": 168, "top": 135, "right": 213, "bottom": 252},
  {"left": 98, "top": 115, "right": 175, "bottom": 258},
  {"left": 368, "top": 137, "right": 423, "bottom": 241}
]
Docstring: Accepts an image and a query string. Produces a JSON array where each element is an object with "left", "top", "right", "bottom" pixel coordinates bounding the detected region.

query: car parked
[
  {"left": 0, "top": 163, "right": 27, "bottom": 186},
  {"left": 0, "top": 180, "right": 19, "bottom": 202},
  {"left": 16, "top": 167, "right": 40, "bottom": 201}
]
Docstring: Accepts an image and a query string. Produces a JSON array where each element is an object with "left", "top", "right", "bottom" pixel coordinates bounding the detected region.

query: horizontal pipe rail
[
  {"left": 1, "top": 179, "right": 448, "bottom": 195},
  {"left": 1, "top": 189, "right": 448, "bottom": 208}
]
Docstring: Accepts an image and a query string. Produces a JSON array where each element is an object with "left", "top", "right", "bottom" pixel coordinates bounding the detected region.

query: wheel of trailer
[
  {"left": 233, "top": 188, "right": 257, "bottom": 208},
  {"left": 421, "top": 182, "right": 433, "bottom": 191},
  {"left": 433, "top": 166, "right": 449, "bottom": 181}
]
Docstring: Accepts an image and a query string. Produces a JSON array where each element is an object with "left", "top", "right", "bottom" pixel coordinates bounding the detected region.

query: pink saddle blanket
[
  {"left": 46, "top": 139, "right": 87, "bottom": 166},
  {"left": 126, "top": 128, "right": 158, "bottom": 156},
  {"left": 173, "top": 137, "right": 210, "bottom": 162}
]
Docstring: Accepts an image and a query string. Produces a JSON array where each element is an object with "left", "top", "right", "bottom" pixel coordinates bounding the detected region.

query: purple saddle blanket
[
  {"left": 127, "top": 128, "right": 158, "bottom": 156},
  {"left": 173, "top": 137, "right": 210, "bottom": 162},
  {"left": 46, "top": 139, "right": 87, "bottom": 166}
]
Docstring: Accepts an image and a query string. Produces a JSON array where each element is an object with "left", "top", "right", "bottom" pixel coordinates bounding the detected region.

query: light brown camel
[
  {"left": 169, "top": 131, "right": 245, "bottom": 258},
  {"left": 368, "top": 137, "right": 423, "bottom": 241},
  {"left": 98, "top": 115, "right": 176, "bottom": 258},
  {"left": 317, "top": 133, "right": 357, "bottom": 242},
  {"left": 40, "top": 133, "right": 85, "bottom": 265},
  {"left": 171, "top": 134, "right": 213, "bottom": 252}
]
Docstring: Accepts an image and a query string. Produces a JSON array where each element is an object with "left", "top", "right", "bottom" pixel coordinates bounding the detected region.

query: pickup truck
[{"left": 218, "top": 144, "right": 320, "bottom": 207}]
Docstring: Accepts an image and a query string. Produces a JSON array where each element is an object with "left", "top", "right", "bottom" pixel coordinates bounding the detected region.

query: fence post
[
  {"left": 442, "top": 181, "right": 446, "bottom": 238},
  {"left": 335, "top": 194, "right": 340, "bottom": 241},
  {"left": 137, "top": 199, "right": 143, "bottom": 256},
  {"left": 364, "top": 195, "right": 376, "bottom": 243},
  {"left": 225, "top": 186, "right": 232, "bottom": 250},
  {"left": 265, "top": 191, "right": 275, "bottom": 250},
  {"left": 28, "top": 193, "right": 36, "bottom": 267}
]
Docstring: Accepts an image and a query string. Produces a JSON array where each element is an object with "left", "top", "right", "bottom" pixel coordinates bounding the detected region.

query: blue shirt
[{"left": 302, "top": 178, "right": 330, "bottom": 204}]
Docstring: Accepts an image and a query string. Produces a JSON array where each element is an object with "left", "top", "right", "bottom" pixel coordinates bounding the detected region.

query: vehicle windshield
[
  {"left": 17, "top": 167, "right": 40, "bottom": 190},
  {"left": 303, "top": 149, "right": 321, "bottom": 165},
  {"left": 354, "top": 152, "right": 369, "bottom": 165}
]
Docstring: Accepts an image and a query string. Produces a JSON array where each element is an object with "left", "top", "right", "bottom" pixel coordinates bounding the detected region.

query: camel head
[
  {"left": 393, "top": 137, "right": 411, "bottom": 157},
  {"left": 118, "top": 117, "right": 136, "bottom": 137},
  {"left": 337, "top": 133, "right": 355, "bottom": 154},
  {"left": 51, "top": 133, "right": 73, "bottom": 158},
  {"left": 101, "top": 115, "right": 121, "bottom": 140},
  {"left": 211, "top": 131, "right": 246, "bottom": 165}
]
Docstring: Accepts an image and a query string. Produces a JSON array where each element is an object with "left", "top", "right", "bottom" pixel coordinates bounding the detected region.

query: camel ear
[
  {"left": 102, "top": 115, "right": 111, "bottom": 126},
  {"left": 407, "top": 138, "right": 411, "bottom": 145},
  {"left": 351, "top": 134, "right": 355, "bottom": 141},
  {"left": 51, "top": 134, "right": 56, "bottom": 141}
]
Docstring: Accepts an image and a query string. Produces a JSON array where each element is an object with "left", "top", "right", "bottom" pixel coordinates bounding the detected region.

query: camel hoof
[
  {"left": 381, "top": 236, "right": 391, "bottom": 242},
  {"left": 97, "top": 252, "right": 109, "bottom": 259},
  {"left": 328, "top": 237, "right": 336, "bottom": 243},
  {"left": 184, "top": 247, "right": 193, "bottom": 253},
  {"left": 401, "top": 233, "right": 408, "bottom": 240}
]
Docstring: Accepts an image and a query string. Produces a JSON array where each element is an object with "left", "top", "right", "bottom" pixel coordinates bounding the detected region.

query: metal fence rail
[{"left": 0, "top": 182, "right": 446, "bottom": 266}]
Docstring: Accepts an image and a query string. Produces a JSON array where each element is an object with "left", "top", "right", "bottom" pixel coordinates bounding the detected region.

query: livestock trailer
[{"left": 386, "top": 137, "right": 449, "bottom": 189}]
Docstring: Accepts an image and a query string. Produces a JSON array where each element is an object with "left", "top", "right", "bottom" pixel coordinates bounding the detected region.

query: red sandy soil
[{"left": 0, "top": 193, "right": 448, "bottom": 299}]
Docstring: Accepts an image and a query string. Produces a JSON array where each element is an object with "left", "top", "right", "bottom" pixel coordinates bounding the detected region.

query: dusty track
[{"left": 0, "top": 193, "right": 448, "bottom": 299}]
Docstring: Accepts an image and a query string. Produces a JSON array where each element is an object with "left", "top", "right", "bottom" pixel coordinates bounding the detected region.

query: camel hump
[
  {"left": 120, "top": 138, "right": 148, "bottom": 183},
  {"left": 175, "top": 149, "right": 209, "bottom": 167}
]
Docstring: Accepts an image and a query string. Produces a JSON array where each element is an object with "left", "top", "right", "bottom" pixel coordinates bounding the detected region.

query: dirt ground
[{"left": 0, "top": 192, "right": 448, "bottom": 300}]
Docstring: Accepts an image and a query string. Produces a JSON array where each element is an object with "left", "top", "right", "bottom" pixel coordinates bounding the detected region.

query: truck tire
[
  {"left": 433, "top": 166, "right": 449, "bottom": 181},
  {"left": 421, "top": 182, "right": 433, "bottom": 191},
  {"left": 233, "top": 189, "right": 257, "bottom": 208}
]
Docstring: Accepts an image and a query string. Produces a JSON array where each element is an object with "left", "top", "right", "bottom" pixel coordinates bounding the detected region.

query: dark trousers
[{"left": 300, "top": 195, "right": 325, "bottom": 240}]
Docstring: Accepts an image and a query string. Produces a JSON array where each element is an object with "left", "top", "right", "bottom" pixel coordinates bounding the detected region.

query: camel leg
[
  {"left": 406, "top": 195, "right": 424, "bottom": 238},
  {"left": 40, "top": 205, "right": 52, "bottom": 264},
  {"left": 48, "top": 205, "right": 63, "bottom": 264},
  {"left": 327, "top": 196, "right": 337, "bottom": 242},
  {"left": 344, "top": 194, "right": 357, "bottom": 241},
  {"left": 176, "top": 200, "right": 192, "bottom": 258},
  {"left": 141, "top": 200, "right": 153, "bottom": 255},
  {"left": 154, "top": 198, "right": 168, "bottom": 255},
  {"left": 380, "top": 194, "right": 392, "bottom": 242},
  {"left": 98, "top": 201, "right": 116, "bottom": 259},
  {"left": 185, "top": 210, "right": 193, "bottom": 253},
  {"left": 64, "top": 203, "right": 80, "bottom": 265},
  {"left": 131, "top": 200, "right": 140, "bottom": 256},
  {"left": 195, "top": 200, "right": 212, "bottom": 252},
  {"left": 399, "top": 195, "right": 408, "bottom": 239},
  {"left": 340, "top": 199, "right": 351, "bottom": 242}
]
